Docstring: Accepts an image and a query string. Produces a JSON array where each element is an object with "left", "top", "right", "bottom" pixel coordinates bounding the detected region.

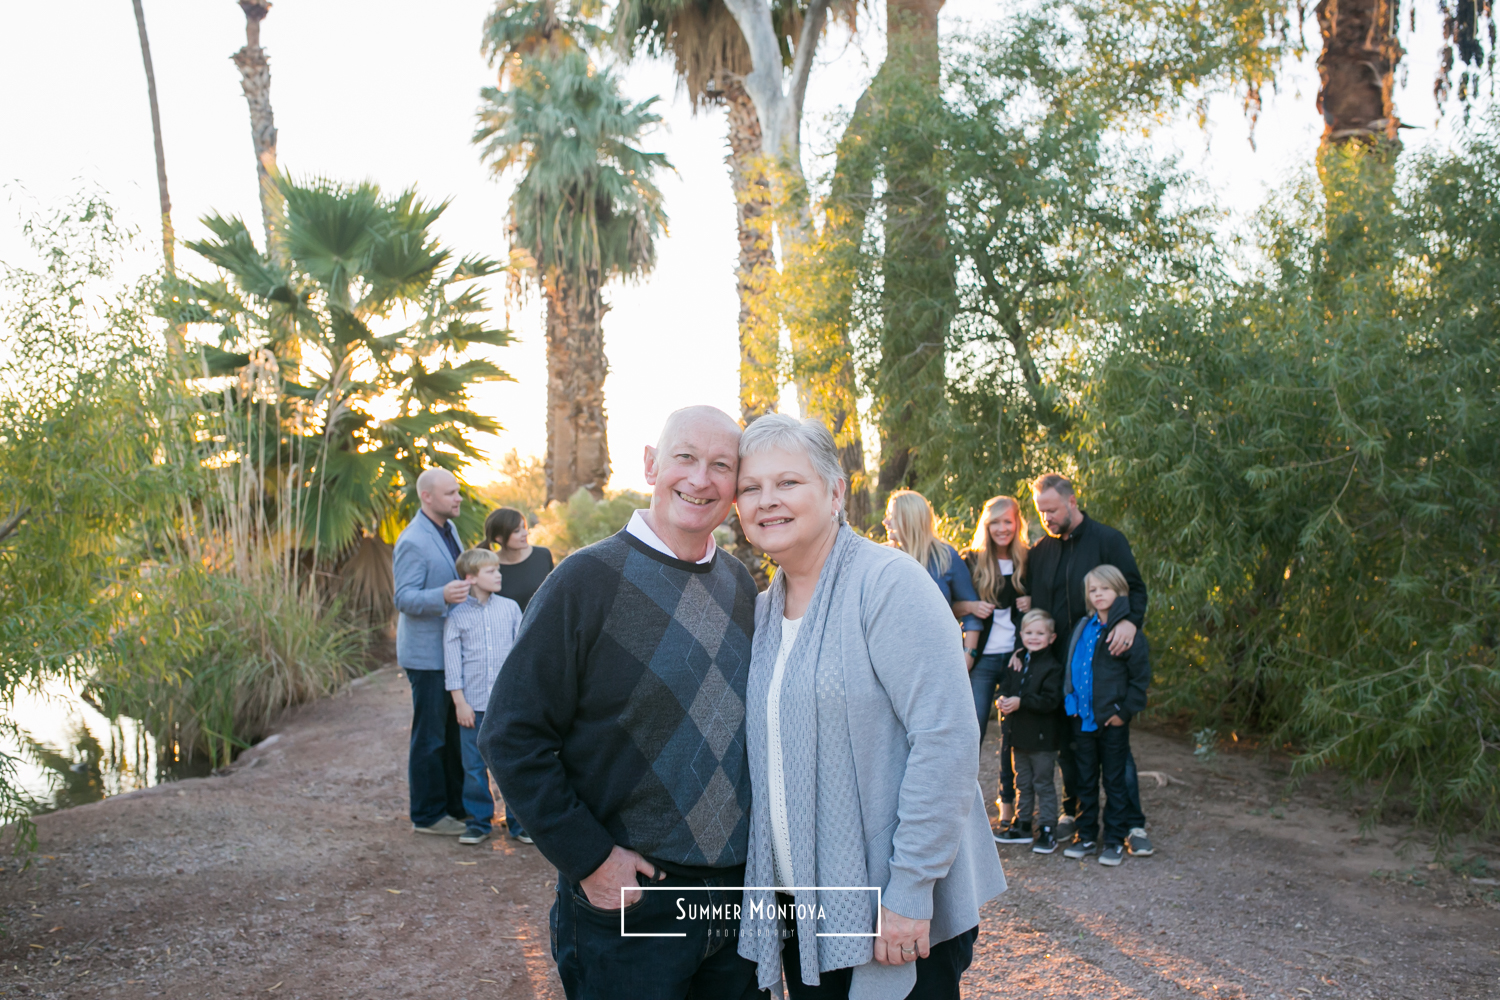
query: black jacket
[
  {"left": 1024, "top": 512, "right": 1147, "bottom": 651},
  {"left": 960, "top": 550, "right": 1022, "bottom": 655},
  {"left": 998, "top": 647, "right": 1064, "bottom": 751},
  {"left": 1062, "top": 595, "right": 1151, "bottom": 724}
]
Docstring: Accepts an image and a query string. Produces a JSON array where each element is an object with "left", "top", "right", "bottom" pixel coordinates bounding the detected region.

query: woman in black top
[
  {"left": 483, "top": 507, "right": 555, "bottom": 614},
  {"left": 483, "top": 506, "right": 553, "bottom": 843},
  {"left": 957, "top": 495, "right": 1032, "bottom": 840}
]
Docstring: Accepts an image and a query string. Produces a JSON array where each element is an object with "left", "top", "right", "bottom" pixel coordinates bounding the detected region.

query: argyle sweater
[{"left": 479, "top": 529, "right": 758, "bottom": 884}]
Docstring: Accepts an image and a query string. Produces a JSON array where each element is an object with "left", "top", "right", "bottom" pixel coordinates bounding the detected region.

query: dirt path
[{"left": 3, "top": 666, "right": 1496, "bottom": 999}]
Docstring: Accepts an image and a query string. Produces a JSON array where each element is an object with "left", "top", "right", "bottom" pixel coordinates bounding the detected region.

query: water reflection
[{"left": 2, "top": 677, "right": 211, "bottom": 814}]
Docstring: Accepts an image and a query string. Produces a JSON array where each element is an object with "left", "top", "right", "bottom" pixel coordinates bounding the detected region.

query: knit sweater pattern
[{"left": 480, "top": 529, "right": 758, "bottom": 883}]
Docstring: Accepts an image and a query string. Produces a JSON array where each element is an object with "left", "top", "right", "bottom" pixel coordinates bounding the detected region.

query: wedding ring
[{"left": 900, "top": 945, "right": 915, "bottom": 954}]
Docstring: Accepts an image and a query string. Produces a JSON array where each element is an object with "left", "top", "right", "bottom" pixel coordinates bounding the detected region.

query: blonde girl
[{"left": 883, "top": 490, "right": 984, "bottom": 660}]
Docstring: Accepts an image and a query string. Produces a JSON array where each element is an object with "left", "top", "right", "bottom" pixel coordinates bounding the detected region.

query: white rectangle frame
[{"left": 617, "top": 886, "right": 883, "bottom": 939}]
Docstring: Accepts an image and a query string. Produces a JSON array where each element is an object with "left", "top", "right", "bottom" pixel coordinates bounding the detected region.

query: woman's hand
[
  {"left": 951, "top": 600, "right": 995, "bottom": 620},
  {"left": 874, "top": 906, "right": 930, "bottom": 966},
  {"left": 1014, "top": 595, "right": 1031, "bottom": 612}
]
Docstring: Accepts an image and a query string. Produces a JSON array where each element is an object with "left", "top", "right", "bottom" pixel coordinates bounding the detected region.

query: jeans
[
  {"left": 782, "top": 916, "right": 978, "bottom": 1000},
  {"left": 971, "top": 653, "right": 1015, "bottom": 806},
  {"left": 458, "top": 710, "right": 495, "bottom": 834},
  {"left": 405, "top": 668, "right": 465, "bottom": 827},
  {"left": 969, "top": 653, "right": 1009, "bottom": 743},
  {"left": 1071, "top": 719, "right": 1145, "bottom": 847},
  {"left": 1013, "top": 750, "right": 1059, "bottom": 831},
  {"left": 551, "top": 868, "right": 763, "bottom": 1000},
  {"left": 1058, "top": 709, "right": 1143, "bottom": 825}
]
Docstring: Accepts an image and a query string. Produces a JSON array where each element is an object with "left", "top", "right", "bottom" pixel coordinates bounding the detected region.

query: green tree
[
  {"left": 177, "top": 175, "right": 513, "bottom": 561},
  {"left": 474, "top": 41, "right": 669, "bottom": 502}
]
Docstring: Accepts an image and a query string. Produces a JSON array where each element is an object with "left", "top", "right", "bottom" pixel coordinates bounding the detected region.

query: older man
[
  {"left": 394, "top": 468, "right": 472, "bottom": 837},
  {"left": 1023, "top": 473, "right": 1152, "bottom": 857},
  {"left": 481, "top": 406, "right": 763, "bottom": 1000}
]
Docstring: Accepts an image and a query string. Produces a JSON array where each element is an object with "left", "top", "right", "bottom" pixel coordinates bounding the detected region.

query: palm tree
[
  {"left": 131, "top": 0, "right": 187, "bottom": 361},
  {"left": 612, "top": 0, "right": 781, "bottom": 424},
  {"left": 475, "top": 47, "right": 670, "bottom": 502},
  {"left": 177, "top": 176, "right": 514, "bottom": 565},
  {"left": 1314, "top": 0, "right": 1402, "bottom": 156},
  {"left": 232, "top": 0, "right": 286, "bottom": 268}
]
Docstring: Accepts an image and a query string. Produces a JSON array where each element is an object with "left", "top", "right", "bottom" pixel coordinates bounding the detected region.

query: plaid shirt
[{"left": 443, "top": 593, "right": 523, "bottom": 710}]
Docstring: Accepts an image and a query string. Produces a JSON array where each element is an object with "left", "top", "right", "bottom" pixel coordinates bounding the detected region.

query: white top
[
  {"left": 982, "top": 558, "right": 1017, "bottom": 655},
  {"left": 767, "top": 614, "right": 803, "bottom": 887},
  {"left": 626, "top": 509, "right": 716, "bottom": 564}
]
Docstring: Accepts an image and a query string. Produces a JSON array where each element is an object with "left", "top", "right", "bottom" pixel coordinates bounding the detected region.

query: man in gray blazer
[{"left": 394, "top": 468, "right": 472, "bottom": 835}]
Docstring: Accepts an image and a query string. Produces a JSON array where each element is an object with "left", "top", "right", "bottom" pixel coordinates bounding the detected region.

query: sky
[{"left": 0, "top": 0, "right": 1469, "bottom": 492}]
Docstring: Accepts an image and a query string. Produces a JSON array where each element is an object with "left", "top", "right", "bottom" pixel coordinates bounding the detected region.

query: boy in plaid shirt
[{"left": 444, "top": 548, "right": 523, "bottom": 845}]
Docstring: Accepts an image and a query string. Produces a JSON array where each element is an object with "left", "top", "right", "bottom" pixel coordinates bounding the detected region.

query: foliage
[
  {"left": 0, "top": 197, "right": 192, "bottom": 850},
  {"left": 176, "top": 175, "right": 514, "bottom": 557},
  {"left": 474, "top": 46, "right": 670, "bottom": 307},
  {"left": 1074, "top": 122, "right": 1500, "bottom": 833},
  {"left": 91, "top": 569, "right": 367, "bottom": 769},
  {"left": 479, "top": 449, "right": 548, "bottom": 518},
  {"left": 532, "top": 487, "right": 650, "bottom": 557}
]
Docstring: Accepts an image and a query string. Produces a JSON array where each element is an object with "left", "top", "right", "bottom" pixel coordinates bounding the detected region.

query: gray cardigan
[
  {"left": 393, "top": 513, "right": 460, "bottom": 671},
  {"left": 739, "top": 527, "right": 1006, "bottom": 1000}
]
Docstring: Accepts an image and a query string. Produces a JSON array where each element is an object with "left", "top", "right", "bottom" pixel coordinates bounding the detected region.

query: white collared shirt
[{"left": 626, "top": 509, "right": 716, "bottom": 565}]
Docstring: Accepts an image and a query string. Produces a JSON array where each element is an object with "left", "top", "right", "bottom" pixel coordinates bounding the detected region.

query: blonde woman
[
  {"left": 882, "top": 491, "right": 983, "bottom": 662},
  {"left": 957, "top": 496, "right": 1033, "bottom": 842}
]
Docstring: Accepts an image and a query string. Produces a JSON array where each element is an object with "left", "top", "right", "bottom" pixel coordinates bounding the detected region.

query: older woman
[{"left": 735, "top": 415, "right": 1005, "bottom": 1000}]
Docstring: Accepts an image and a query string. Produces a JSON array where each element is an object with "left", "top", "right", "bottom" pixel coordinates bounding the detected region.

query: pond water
[{"left": 2, "top": 677, "right": 212, "bottom": 815}]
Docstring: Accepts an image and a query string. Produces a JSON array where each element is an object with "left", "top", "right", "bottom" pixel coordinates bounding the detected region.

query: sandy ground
[{"left": 2, "top": 665, "right": 1497, "bottom": 999}]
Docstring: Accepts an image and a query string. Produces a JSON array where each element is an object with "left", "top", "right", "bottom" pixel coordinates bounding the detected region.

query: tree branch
[
  {"left": 0, "top": 506, "right": 30, "bottom": 545},
  {"left": 788, "top": 0, "right": 830, "bottom": 130}
]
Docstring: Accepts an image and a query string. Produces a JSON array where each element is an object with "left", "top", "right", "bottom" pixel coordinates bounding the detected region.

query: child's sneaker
[
  {"left": 994, "top": 821, "right": 1032, "bottom": 844},
  {"left": 1063, "top": 839, "right": 1097, "bottom": 859},
  {"left": 459, "top": 827, "right": 490, "bottom": 845},
  {"left": 1099, "top": 844, "right": 1125, "bottom": 866},
  {"left": 1126, "top": 827, "right": 1154, "bottom": 856},
  {"left": 1055, "top": 815, "right": 1076, "bottom": 843},
  {"left": 1031, "top": 827, "right": 1058, "bottom": 854}
]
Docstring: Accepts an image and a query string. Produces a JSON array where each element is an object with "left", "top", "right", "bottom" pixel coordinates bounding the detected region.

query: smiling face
[
  {"left": 735, "top": 445, "right": 844, "bottom": 560},
  {"left": 1020, "top": 618, "right": 1055, "bottom": 652},
  {"left": 505, "top": 521, "right": 530, "bottom": 551},
  {"left": 987, "top": 505, "right": 1017, "bottom": 550},
  {"left": 643, "top": 409, "right": 741, "bottom": 542}
]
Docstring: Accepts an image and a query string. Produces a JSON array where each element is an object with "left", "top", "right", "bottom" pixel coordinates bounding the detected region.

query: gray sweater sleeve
[{"left": 862, "top": 558, "right": 982, "bottom": 920}]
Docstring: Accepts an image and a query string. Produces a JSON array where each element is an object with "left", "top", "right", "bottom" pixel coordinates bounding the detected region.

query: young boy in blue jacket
[{"left": 1062, "top": 564, "right": 1151, "bottom": 866}]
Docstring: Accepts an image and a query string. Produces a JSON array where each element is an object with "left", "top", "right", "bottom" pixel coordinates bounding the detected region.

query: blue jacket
[{"left": 393, "top": 513, "right": 461, "bottom": 671}]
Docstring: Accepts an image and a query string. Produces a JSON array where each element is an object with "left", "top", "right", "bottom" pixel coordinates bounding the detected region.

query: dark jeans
[
  {"left": 405, "top": 668, "right": 465, "bottom": 827},
  {"left": 551, "top": 868, "right": 763, "bottom": 1000},
  {"left": 1058, "top": 709, "right": 1143, "bottom": 825},
  {"left": 972, "top": 653, "right": 1016, "bottom": 807},
  {"left": 1071, "top": 719, "right": 1145, "bottom": 847},
  {"left": 782, "top": 913, "right": 978, "bottom": 1000},
  {"left": 457, "top": 709, "right": 494, "bottom": 834}
]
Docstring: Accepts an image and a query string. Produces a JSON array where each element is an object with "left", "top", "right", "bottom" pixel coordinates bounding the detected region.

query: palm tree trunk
[
  {"left": 131, "top": 0, "right": 186, "bottom": 360},
  {"left": 232, "top": 1, "right": 286, "bottom": 268},
  {"left": 1315, "top": 0, "right": 1402, "bottom": 149},
  {"left": 132, "top": 0, "right": 174, "bottom": 275},
  {"left": 723, "top": 79, "right": 778, "bottom": 426},
  {"left": 543, "top": 269, "right": 610, "bottom": 503},
  {"left": 874, "top": 0, "right": 950, "bottom": 509}
]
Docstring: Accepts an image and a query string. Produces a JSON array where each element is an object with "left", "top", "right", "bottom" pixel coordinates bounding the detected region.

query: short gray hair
[{"left": 739, "top": 414, "right": 847, "bottom": 524}]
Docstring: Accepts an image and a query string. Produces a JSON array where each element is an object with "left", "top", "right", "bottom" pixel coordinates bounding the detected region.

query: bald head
[
  {"left": 641, "top": 405, "right": 742, "bottom": 560},
  {"left": 655, "top": 405, "right": 741, "bottom": 457},
  {"left": 416, "top": 467, "right": 462, "bottom": 524}
]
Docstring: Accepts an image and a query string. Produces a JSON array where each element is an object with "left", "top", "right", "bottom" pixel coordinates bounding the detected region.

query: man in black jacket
[{"left": 1020, "top": 474, "right": 1152, "bottom": 857}]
